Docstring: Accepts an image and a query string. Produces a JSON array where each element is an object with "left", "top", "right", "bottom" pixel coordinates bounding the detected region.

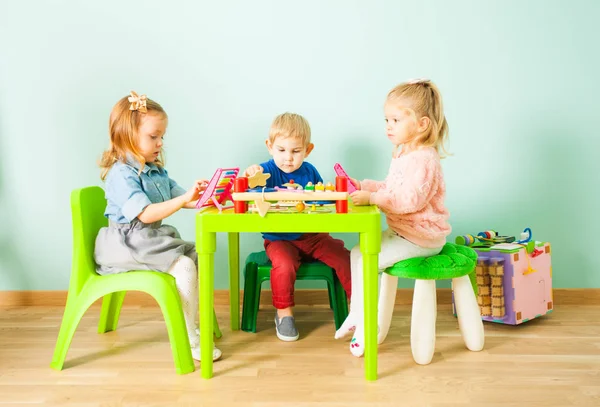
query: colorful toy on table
[
  {"left": 333, "top": 162, "right": 358, "bottom": 194},
  {"left": 454, "top": 228, "right": 553, "bottom": 325},
  {"left": 232, "top": 176, "right": 350, "bottom": 217},
  {"left": 281, "top": 180, "right": 303, "bottom": 190},
  {"left": 305, "top": 182, "right": 315, "bottom": 191},
  {"left": 247, "top": 172, "right": 271, "bottom": 188},
  {"left": 247, "top": 181, "right": 313, "bottom": 214},
  {"left": 195, "top": 167, "right": 239, "bottom": 212}
]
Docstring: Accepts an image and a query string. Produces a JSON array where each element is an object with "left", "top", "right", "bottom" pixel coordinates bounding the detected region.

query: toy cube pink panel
[
  {"left": 453, "top": 243, "right": 553, "bottom": 325},
  {"left": 511, "top": 244, "right": 553, "bottom": 323}
]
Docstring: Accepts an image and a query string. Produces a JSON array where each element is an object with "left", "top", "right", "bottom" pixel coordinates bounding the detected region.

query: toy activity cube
[{"left": 453, "top": 241, "right": 553, "bottom": 325}]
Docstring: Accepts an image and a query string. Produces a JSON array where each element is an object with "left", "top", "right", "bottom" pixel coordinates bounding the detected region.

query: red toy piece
[
  {"left": 335, "top": 176, "right": 348, "bottom": 213},
  {"left": 234, "top": 177, "right": 249, "bottom": 213}
]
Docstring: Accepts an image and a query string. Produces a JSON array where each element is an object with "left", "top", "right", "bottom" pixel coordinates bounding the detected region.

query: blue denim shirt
[{"left": 103, "top": 156, "right": 186, "bottom": 223}]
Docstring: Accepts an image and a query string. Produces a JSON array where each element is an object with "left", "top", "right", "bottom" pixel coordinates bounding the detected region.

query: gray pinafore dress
[
  {"left": 95, "top": 219, "right": 197, "bottom": 275},
  {"left": 94, "top": 158, "right": 196, "bottom": 275}
]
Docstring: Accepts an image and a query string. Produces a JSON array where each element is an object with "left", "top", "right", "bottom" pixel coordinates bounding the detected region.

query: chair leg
[
  {"left": 453, "top": 275, "right": 484, "bottom": 352},
  {"left": 410, "top": 279, "right": 437, "bottom": 365},
  {"left": 50, "top": 296, "right": 92, "bottom": 371},
  {"left": 155, "top": 288, "right": 195, "bottom": 375},
  {"left": 332, "top": 275, "right": 348, "bottom": 330},
  {"left": 251, "top": 276, "right": 264, "bottom": 333},
  {"left": 213, "top": 309, "right": 222, "bottom": 339},
  {"left": 98, "top": 291, "right": 126, "bottom": 333},
  {"left": 336, "top": 281, "right": 349, "bottom": 322},
  {"left": 241, "top": 263, "right": 258, "bottom": 332},
  {"left": 326, "top": 279, "right": 335, "bottom": 310},
  {"left": 324, "top": 276, "right": 339, "bottom": 326}
]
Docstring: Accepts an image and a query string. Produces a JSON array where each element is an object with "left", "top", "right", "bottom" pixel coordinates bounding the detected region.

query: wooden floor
[{"left": 1, "top": 302, "right": 599, "bottom": 406}]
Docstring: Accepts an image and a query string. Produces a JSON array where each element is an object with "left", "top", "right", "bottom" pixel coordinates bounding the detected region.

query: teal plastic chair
[
  {"left": 50, "top": 186, "right": 221, "bottom": 375},
  {"left": 383, "top": 243, "right": 483, "bottom": 365},
  {"left": 241, "top": 251, "right": 349, "bottom": 333}
]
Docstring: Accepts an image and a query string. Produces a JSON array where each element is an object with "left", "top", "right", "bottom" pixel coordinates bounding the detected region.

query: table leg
[
  {"left": 199, "top": 231, "right": 216, "bottom": 379},
  {"left": 228, "top": 232, "right": 240, "bottom": 330},
  {"left": 363, "top": 250, "right": 378, "bottom": 381}
]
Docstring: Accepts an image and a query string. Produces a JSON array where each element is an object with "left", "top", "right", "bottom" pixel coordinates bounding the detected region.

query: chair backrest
[{"left": 69, "top": 186, "right": 108, "bottom": 295}]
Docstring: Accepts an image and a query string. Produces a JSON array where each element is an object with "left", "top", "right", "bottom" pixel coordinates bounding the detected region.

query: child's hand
[
  {"left": 243, "top": 165, "right": 263, "bottom": 177},
  {"left": 196, "top": 179, "right": 209, "bottom": 192},
  {"left": 350, "top": 190, "right": 372, "bottom": 206},
  {"left": 349, "top": 177, "right": 361, "bottom": 190},
  {"left": 182, "top": 182, "right": 204, "bottom": 204}
]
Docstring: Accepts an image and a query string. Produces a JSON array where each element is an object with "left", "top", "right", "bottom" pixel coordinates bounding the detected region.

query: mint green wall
[{"left": 1, "top": 1, "right": 598, "bottom": 290}]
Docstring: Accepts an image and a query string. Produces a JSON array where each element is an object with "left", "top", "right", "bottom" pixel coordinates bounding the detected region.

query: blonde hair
[
  {"left": 99, "top": 94, "right": 167, "bottom": 180},
  {"left": 268, "top": 112, "right": 311, "bottom": 147},
  {"left": 386, "top": 80, "right": 450, "bottom": 157}
]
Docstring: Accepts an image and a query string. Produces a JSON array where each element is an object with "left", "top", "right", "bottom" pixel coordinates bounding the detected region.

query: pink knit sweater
[{"left": 361, "top": 147, "right": 451, "bottom": 248}]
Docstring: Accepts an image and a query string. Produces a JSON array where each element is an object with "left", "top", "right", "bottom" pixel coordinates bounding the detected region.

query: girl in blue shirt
[{"left": 94, "top": 91, "right": 221, "bottom": 362}]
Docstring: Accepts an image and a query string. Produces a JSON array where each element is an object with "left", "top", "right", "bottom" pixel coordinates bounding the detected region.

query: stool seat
[
  {"left": 241, "top": 251, "right": 349, "bottom": 333},
  {"left": 384, "top": 243, "right": 477, "bottom": 280}
]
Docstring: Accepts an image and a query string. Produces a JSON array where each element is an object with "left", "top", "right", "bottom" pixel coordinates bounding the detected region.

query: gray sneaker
[{"left": 274, "top": 315, "right": 299, "bottom": 342}]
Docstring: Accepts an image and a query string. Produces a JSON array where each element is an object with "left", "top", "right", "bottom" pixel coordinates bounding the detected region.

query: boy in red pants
[{"left": 243, "top": 112, "right": 351, "bottom": 341}]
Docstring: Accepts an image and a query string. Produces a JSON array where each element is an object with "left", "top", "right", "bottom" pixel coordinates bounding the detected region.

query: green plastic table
[{"left": 196, "top": 203, "right": 382, "bottom": 380}]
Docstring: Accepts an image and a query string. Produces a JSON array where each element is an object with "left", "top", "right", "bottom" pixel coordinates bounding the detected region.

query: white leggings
[{"left": 166, "top": 255, "right": 198, "bottom": 342}]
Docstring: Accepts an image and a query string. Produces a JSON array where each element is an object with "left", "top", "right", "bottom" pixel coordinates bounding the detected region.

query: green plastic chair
[
  {"left": 50, "top": 186, "right": 221, "bottom": 375},
  {"left": 241, "top": 251, "right": 349, "bottom": 333},
  {"left": 383, "top": 243, "right": 484, "bottom": 365}
]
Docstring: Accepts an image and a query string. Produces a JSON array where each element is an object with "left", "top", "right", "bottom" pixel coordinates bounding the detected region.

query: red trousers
[{"left": 264, "top": 233, "right": 351, "bottom": 309}]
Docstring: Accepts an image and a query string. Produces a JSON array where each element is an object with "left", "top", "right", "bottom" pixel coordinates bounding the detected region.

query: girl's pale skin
[{"left": 136, "top": 113, "right": 209, "bottom": 224}]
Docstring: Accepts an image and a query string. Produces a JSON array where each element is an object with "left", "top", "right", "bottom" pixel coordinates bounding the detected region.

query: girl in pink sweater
[{"left": 335, "top": 79, "right": 452, "bottom": 357}]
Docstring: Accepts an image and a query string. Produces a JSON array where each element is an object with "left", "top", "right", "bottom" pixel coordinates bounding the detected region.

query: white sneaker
[
  {"left": 189, "top": 333, "right": 222, "bottom": 362},
  {"left": 191, "top": 345, "right": 222, "bottom": 362}
]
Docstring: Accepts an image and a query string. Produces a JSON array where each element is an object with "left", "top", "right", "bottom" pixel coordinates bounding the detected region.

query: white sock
[{"left": 335, "top": 247, "right": 367, "bottom": 357}]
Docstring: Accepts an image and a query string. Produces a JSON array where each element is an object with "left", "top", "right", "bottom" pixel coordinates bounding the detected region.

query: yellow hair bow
[{"left": 128, "top": 91, "right": 147, "bottom": 113}]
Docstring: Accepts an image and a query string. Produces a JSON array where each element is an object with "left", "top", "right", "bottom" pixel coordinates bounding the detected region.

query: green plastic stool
[
  {"left": 51, "top": 187, "right": 221, "bottom": 375},
  {"left": 383, "top": 243, "right": 484, "bottom": 365},
  {"left": 241, "top": 251, "right": 349, "bottom": 333}
]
